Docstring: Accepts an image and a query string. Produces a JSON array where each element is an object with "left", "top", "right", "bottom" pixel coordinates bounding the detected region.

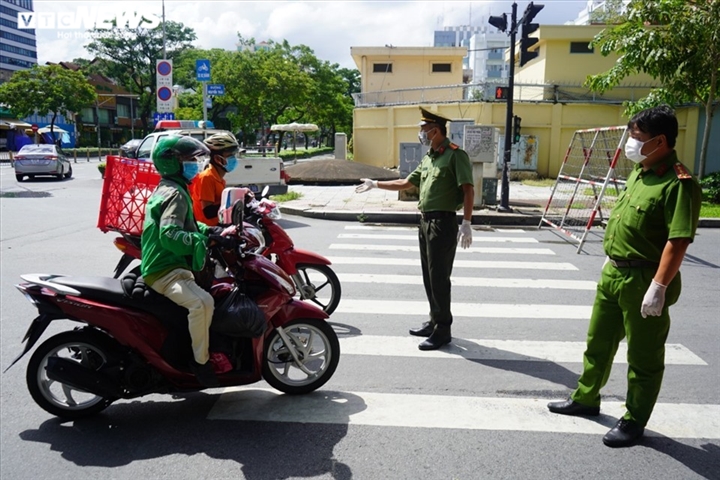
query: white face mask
[
  {"left": 624, "top": 136, "right": 659, "bottom": 163},
  {"left": 418, "top": 128, "right": 434, "bottom": 146}
]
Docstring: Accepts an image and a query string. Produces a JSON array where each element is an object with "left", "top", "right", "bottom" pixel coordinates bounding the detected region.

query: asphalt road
[{"left": 1, "top": 161, "right": 719, "bottom": 480}]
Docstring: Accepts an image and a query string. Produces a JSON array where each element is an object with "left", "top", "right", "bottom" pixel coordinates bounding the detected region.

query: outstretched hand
[{"left": 355, "top": 178, "right": 378, "bottom": 193}]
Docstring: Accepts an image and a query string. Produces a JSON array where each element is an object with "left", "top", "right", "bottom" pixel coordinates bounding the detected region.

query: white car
[{"left": 14, "top": 144, "right": 72, "bottom": 182}]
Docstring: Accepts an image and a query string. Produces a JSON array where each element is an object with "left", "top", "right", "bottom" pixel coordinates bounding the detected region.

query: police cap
[{"left": 418, "top": 107, "right": 451, "bottom": 127}]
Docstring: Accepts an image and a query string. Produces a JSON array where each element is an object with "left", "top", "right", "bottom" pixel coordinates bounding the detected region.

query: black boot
[
  {"left": 418, "top": 330, "right": 451, "bottom": 350},
  {"left": 547, "top": 398, "right": 600, "bottom": 416},
  {"left": 409, "top": 321, "right": 434, "bottom": 337},
  {"left": 603, "top": 419, "right": 644, "bottom": 448}
]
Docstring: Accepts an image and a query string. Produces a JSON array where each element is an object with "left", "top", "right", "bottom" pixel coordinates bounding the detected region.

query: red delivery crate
[{"left": 97, "top": 156, "right": 160, "bottom": 235}]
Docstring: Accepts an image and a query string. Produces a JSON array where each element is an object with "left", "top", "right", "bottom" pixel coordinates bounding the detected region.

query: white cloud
[{"left": 32, "top": 1, "right": 587, "bottom": 68}]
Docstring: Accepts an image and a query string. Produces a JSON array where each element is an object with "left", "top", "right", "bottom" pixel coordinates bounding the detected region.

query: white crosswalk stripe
[
  {"left": 209, "top": 387, "right": 720, "bottom": 439},
  {"left": 338, "top": 273, "right": 597, "bottom": 290},
  {"left": 328, "top": 256, "right": 579, "bottom": 270},
  {"left": 329, "top": 243, "right": 556, "bottom": 255},
  {"left": 338, "top": 335, "right": 707, "bottom": 365},
  {"left": 338, "top": 233, "right": 539, "bottom": 243},
  {"left": 212, "top": 225, "right": 715, "bottom": 441},
  {"left": 336, "top": 299, "right": 592, "bottom": 319}
]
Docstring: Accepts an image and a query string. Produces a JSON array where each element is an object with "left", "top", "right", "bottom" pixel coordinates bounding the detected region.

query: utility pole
[{"left": 161, "top": 0, "right": 167, "bottom": 60}]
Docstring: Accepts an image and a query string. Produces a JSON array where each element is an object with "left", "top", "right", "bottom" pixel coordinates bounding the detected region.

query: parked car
[
  {"left": 119, "top": 139, "right": 143, "bottom": 158},
  {"left": 14, "top": 144, "right": 72, "bottom": 182}
]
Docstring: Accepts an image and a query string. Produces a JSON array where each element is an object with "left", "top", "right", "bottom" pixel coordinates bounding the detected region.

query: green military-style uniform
[
  {"left": 571, "top": 150, "right": 701, "bottom": 427},
  {"left": 406, "top": 137, "right": 473, "bottom": 332}
]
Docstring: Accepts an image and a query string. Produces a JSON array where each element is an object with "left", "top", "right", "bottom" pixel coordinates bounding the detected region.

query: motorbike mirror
[{"left": 261, "top": 185, "right": 271, "bottom": 198}]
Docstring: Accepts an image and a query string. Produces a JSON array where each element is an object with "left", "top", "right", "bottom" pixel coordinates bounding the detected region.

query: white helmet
[{"left": 203, "top": 132, "right": 239, "bottom": 153}]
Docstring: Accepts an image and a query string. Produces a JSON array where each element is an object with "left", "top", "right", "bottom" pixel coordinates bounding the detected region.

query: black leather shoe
[
  {"left": 603, "top": 419, "right": 644, "bottom": 448},
  {"left": 418, "top": 332, "right": 451, "bottom": 350},
  {"left": 190, "top": 360, "right": 220, "bottom": 388},
  {"left": 547, "top": 398, "right": 600, "bottom": 416},
  {"left": 409, "top": 322, "right": 434, "bottom": 337}
]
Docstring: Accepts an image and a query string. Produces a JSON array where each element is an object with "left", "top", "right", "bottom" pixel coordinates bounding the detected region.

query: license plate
[{"left": 248, "top": 184, "right": 259, "bottom": 193}]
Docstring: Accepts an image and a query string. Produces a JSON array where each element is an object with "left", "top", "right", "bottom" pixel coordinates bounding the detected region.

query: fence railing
[{"left": 351, "top": 81, "right": 660, "bottom": 107}]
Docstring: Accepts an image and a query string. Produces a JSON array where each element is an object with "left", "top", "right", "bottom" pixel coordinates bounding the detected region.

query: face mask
[
  {"left": 418, "top": 129, "right": 434, "bottom": 146},
  {"left": 225, "top": 155, "right": 238, "bottom": 173},
  {"left": 624, "top": 136, "right": 659, "bottom": 163},
  {"left": 181, "top": 161, "right": 200, "bottom": 181}
]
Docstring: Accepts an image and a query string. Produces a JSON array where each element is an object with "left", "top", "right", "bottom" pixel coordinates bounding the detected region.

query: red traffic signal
[{"left": 495, "top": 87, "right": 509, "bottom": 100}]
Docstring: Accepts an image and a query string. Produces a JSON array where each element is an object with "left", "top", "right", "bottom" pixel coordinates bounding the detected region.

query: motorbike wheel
[
  {"left": 26, "top": 331, "right": 117, "bottom": 419},
  {"left": 294, "top": 264, "right": 341, "bottom": 315},
  {"left": 262, "top": 318, "right": 340, "bottom": 395}
]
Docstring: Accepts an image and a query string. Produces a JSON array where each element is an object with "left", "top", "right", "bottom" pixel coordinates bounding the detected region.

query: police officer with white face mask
[{"left": 547, "top": 105, "right": 702, "bottom": 448}]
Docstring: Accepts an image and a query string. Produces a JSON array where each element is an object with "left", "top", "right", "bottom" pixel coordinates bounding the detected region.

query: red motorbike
[
  {"left": 6, "top": 206, "right": 340, "bottom": 419},
  {"left": 111, "top": 191, "right": 341, "bottom": 315}
]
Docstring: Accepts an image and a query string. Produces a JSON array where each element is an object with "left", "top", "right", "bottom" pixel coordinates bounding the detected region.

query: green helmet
[{"left": 152, "top": 136, "right": 210, "bottom": 176}]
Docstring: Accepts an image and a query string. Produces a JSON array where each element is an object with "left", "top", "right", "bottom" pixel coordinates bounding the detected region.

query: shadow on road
[{"left": 19, "top": 389, "right": 366, "bottom": 480}]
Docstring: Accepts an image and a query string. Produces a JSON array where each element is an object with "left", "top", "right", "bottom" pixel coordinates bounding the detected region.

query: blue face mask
[
  {"left": 225, "top": 156, "right": 238, "bottom": 173},
  {"left": 182, "top": 161, "right": 200, "bottom": 181}
]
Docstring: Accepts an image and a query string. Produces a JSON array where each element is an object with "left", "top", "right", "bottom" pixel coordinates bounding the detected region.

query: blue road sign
[
  {"left": 207, "top": 84, "right": 225, "bottom": 96},
  {"left": 196, "top": 59, "right": 211, "bottom": 81},
  {"left": 153, "top": 112, "right": 175, "bottom": 124}
]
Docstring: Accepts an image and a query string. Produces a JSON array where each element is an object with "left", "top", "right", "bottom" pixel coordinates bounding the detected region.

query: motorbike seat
[{"left": 52, "top": 275, "right": 188, "bottom": 321}]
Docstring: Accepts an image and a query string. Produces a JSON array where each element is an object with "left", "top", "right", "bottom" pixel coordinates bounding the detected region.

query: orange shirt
[{"left": 190, "top": 164, "right": 225, "bottom": 226}]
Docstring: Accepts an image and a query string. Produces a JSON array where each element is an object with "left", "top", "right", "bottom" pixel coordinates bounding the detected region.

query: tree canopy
[
  {"left": 586, "top": 0, "right": 720, "bottom": 177},
  {"left": 172, "top": 37, "right": 358, "bottom": 147},
  {"left": 0, "top": 64, "right": 96, "bottom": 134},
  {"left": 84, "top": 20, "right": 196, "bottom": 130}
]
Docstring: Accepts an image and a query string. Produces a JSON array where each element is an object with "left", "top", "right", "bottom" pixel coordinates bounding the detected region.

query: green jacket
[{"left": 140, "top": 177, "right": 212, "bottom": 286}]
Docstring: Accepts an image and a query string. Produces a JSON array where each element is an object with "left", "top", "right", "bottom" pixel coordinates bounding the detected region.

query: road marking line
[
  {"left": 338, "top": 273, "right": 597, "bottom": 290},
  {"left": 336, "top": 299, "right": 591, "bottom": 319},
  {"left": 208, "top": 388, "right": 720, "bottom": 439},
  {"left": 338, "top": 335, "right": 707, "bottom": 365},
  {"left": 337, "top": 233, "right": 539, "bottom": 243},
  {"left": 329, "top": 244, "right": 556, "bottom": 255},
  {"left": 327, "top": 257, "right": 578, "bottom": 271}
]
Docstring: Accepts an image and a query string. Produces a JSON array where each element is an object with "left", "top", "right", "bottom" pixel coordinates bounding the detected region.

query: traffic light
[
  {"left": 488, "top": 13, "right": 507, "bottom": 32},
  {"left": 513, "top": 116, "right": 522, "bottom": 144},
  {"left": 519, "top": 2, "right": 544, "bottom": 67},
  {"left": 495, "top": 86, "right": 509, "bottom": 100}
]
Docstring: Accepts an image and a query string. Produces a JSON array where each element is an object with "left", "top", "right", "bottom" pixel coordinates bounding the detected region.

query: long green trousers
[
  {"left": 418, "top": 217, "right": 458, "bottom": 332},
  {"left": 571, "top": 263, "right": 681, "bottom": 427}
]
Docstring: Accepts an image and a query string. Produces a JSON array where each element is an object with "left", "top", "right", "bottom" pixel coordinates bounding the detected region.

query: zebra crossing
[{"left": 211, "top": 225, "right": 720, "bottom": 440}]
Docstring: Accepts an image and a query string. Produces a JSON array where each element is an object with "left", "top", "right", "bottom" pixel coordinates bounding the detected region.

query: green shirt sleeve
[
  {"left": 407, "top": 162, "right": 423, "bottom": 187},
  {"left": 453, "top": 149, "right": 474, "bottom": 187},
  {"left": 665, "top": 178, "right": 702, "bottom": 241},
  {"left": 158, "top": 192, "right": 208, "bottom": 271}
]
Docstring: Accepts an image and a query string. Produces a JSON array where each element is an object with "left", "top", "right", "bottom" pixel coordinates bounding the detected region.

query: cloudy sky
[{"left": 33, "top": 1, "right": 590, "bottom": 69}]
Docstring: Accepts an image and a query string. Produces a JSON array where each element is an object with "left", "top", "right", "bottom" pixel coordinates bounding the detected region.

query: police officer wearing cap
[
  {"left": 356, "top": 107, "right": 474, "bottom": 350},
  {"left": 547, "top": 105, "right": 702, "bottom": 448}
]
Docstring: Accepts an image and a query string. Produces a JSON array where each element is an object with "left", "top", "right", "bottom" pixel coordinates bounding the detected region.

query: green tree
[
  {"left": 0, "top": 64, "right": 96, "bottom": 136},
  {"left": 85, "top": 20, "right": 196, "bottom": 131},
  {"left": 589, "top": 0, "right": 627, "bottom": 24},
  {"left": 586, "top": 0, "right": 720, "bottom": 178}
]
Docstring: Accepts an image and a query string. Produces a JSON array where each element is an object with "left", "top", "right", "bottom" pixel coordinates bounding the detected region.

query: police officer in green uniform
[
  {"left": 355, "top": 107, "right": 474, "bottom": 350},
  {"left": 547, "top": 105, "right": 702, "bottom": 447}
]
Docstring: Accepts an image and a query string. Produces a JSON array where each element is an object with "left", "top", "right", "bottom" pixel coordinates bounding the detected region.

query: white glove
[
  {"left": 458, "top": 220, "right": 472, "bottom": 249},
  {"left": 641, "top": 279, "right": 667, "bottom": 318},
  {"left": 355, "top": 178, "right": 378, "bottom": 193}
]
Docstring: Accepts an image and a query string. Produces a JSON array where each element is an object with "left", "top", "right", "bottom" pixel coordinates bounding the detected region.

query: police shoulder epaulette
[
  {"left": 448, "top": 143, "right": 459, "bottom": 150},
  {"left": 673, "top": 163, "right": 692, "bottom": 180}
]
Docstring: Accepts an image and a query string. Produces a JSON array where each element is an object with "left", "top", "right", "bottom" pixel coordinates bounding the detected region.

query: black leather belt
[
  {"left": 420, "top": 211, "right": 456, "bottom": 220},
  {"left": 609, "top": 258, "right": 658, "bottom": 269}
]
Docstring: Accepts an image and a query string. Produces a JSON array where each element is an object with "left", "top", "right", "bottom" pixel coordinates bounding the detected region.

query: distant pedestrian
[
  {"left": 547, "top": 105, "right": 702, "bottom": 448},
  {"left": 355, "top": 107, "right": 474, "bottom": 350}
]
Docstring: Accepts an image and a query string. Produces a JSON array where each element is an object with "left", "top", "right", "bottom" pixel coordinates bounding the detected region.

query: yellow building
[{"left": 350, "top": 26, "right": 701, "bottom": 177}]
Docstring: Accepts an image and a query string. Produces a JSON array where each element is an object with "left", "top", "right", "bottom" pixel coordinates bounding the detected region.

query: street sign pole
[
  {"left": 202, "top": 81, "right": 208, "bottom": 124},
  {"left": 499, "top": 2, "right": 517, "bottom": 213}
]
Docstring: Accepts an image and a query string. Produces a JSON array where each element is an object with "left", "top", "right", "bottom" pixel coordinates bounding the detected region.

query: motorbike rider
[
  {"left": 190, "top": 132, "right": 240, "bottom": 226},
  {"left": 141, "top": 135, "right": 236, "bottom": 387}
]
